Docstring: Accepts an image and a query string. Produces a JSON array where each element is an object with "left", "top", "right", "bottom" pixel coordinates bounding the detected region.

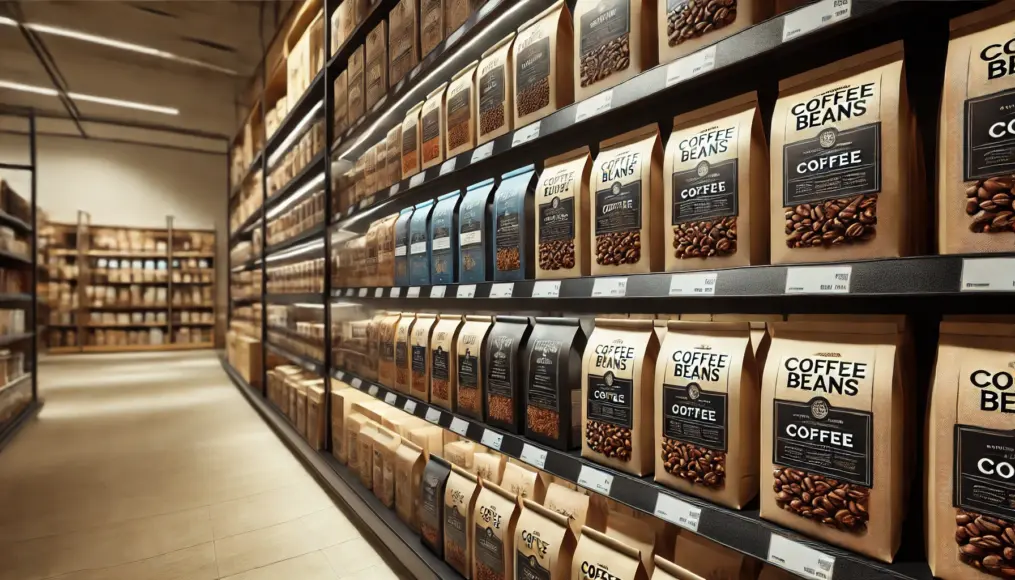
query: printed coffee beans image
[
  {"left": 446, "top": 541, "right": 467, "bottom": 570},
  {"left": 480, "top": 104, "right": 505, "bottom": 136},
  {"left": 527, "top": 406, "right": 560, "bottom": 439},
  {"left": 488, "top": 393, "right": 513, "bottom": 422},
  {"left": 497, "top": 247, "right": 521, "bottom": 271},
  {"left": 539, "top": 239, "right": 575, "bottom": 270},
  {"left": 596, "top": 231, "right": 641, "bottom": 265},
  {"left": 475, "top": 561, "right": 501, "bottom": 580},
  {"left": 585, "top": 419, "right": 631, "bottom": 461},
  {"left": 954, "top": 510, "right": 1015, "bottom": 577},
  {"left": 667, "top": 0, "right": 738, "bottom": 47},
  {"left": 448, "top": 122, "right": 470, "bottom": 150},
  {"left": 784, "top": 194, "right": 878, "bottom": 248},
  {"left": 966, "top": 176, "right": 1015, "bottom": 233},
  {"left": 422, "top": 522, "right": 440, "bottom": 546},
  {"left": 661, "top": 439, "right": 725, "bottom": 489},
  {"left": 673, "top": 217, "right": 737, "bottom": 259},
  {"left": 580, "top": 35, "right": 630, "bottom": 88},
  {"left": 517, "top": 77, "right": 550, "bottom": 117},
  {"left": 772, "top": 467, "right": 870, "bottom": 534}
]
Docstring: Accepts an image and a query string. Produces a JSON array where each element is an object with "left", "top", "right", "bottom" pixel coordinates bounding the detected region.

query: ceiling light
[{"left": 0, "top": 79, "right": 179, "bottom": 115}]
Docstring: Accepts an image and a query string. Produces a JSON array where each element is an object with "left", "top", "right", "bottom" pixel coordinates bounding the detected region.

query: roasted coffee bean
[
  {"left": 448, "top": 122, "right": 470, "bottom": 150},
  {"left": 661, "top": 438, "right": 726, "bottom": 489},
  {"left": 446, "top": 539, "right": 467, "bottom": 571},
  {"left": 496, "top": 247, "right": 520, "bottom": 272},
  {"left": 527, "top": 405, "right": 559, "bottom": 438},
  {"left": 422, "top": 139, "right": 441, "bottom": 164},
  {"left": 586, "top": 419, "right": 632, "bottom": 461},
  {"left": 476, "top": 561, "right": 504, "bottom": 580},
  {"left": 457, "top": 385, "right": 480, "bottom": 414},
  {"left": 480, "top": 105, "right": 505, "bottom": 136},
  {"left": 488, "top": 394, "right": 514, "bottom": 422},
  {"left": 966, "top": 176, "right": 1015, "bottom": 233},
  {"left": 517, "top": 77, "right": 550, "bottom": 117},
  {"left": 596, "top": 231, "right": 641, "bottom": 266},
  {"left": 772, "top": 467, "right": 869, "bottom": 533},
  {"left": 667, "top": 0, "right": 738, "bottom": 47},
  {"left": 784, "top": 194, "right": 878, "bottom": 248},
  {"left": 955, "top": 509, "right": 1015, "bottom": 577},
  {"left": 580, "top": 35, "right": 630, "bottom": 88},
  {"left": 673, "top": 217, "right": 737, "bottom": 259},
  {"left": 421, "top": 522, "right": 440, "bottom": 545},
  {"left": 539, "top": 239, "right": 576, "bottom": 271},
  {"left": 432, "top": 377, "right": 449, "bottom": 400}
]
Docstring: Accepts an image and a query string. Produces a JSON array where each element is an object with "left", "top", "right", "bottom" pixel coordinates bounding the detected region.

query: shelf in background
[
  {"left": 87, "top": 250, "right": 167, "bottom": 258},
  {"left": 230, "top": 295, "right": 259, "bottom": 304},
  {"left": 88, "top": 281, "right": 168, "bottom": 286},
  {"left": 231, "top": 149, "right": 264, "bottom": 198},
  {"left": 0, "top": 332, "right": 33, "bottom": 346},
  {"left": 87, "top": 304, "right": 167, "bottom": 310},
  {"left": 0, "top": 212, "right": 32, "bottom": 234},
  {"left": 230, "top": 257, "right": 260, "bottom": 272},
  {"left": 0, "top": 373, "right": 31, "bottom": 395},
  {"left": 173, "top": 303, "right": 215, "bottom": 309},
  {"left": 265, "top": 343, "right": 323, "bottom": 375},
  {"left": 0, "top": 249, "right": 32, "bottom": 267},
  {"left": 0, "top": 293, "right": 33, "bottom": 303},
  {"left": 264, "top": 223, "right": 325, "bottom": 258},
  {"left": 80, "top": 342, "right": 213, "bottom": 353},
  {"left": 264, "top": 152, "right": 325, "bottom": 212},
  {"left": 173, "top": 252, "right": 215, "bottom": 259},
  {"left": 325, "top": 0, "right": 397, "bottom": 77},
  {"left": 87, "top": 323, "right": 168, "bottom": 328},
  {"left": 46, "top": 346, "right": 81, "bottom": 354}
]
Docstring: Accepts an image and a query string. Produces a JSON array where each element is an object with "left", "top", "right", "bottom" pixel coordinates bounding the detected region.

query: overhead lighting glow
[
  {"left": 267, "top": 101, "right": 324, "bottom": 167},
  {"left": 0, "top": 79, "right": 179, "bottom": 115},
  {"left": 265, "top": 239, "right": 324, "bottom": 263},
  {"left": 266, "top": 173, "right": 326, "bottom": 219}
]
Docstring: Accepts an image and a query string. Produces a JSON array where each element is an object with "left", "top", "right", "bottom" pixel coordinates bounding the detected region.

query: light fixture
[
  {"left": 0, "top": 16, "right": 237, "bottom": 75},
  {"left": 265, "top": 173, "right": 326, "bottom": 219},
  {"left": 0, "top": 79, "right": 179, "bottom": 115},
  {"left": 267, "top": 101, "right": 324, "bottom": 167}
]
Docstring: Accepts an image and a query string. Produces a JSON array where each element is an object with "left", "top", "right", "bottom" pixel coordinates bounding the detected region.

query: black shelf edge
[
  {"left": 264, "top": 152, "right": 326, "bottom": 212},
  {"left": 229, "top": 211, "right": 261, "bottom": 246},
  {"left": 265, "top": 292, "right": 324, "bottom": 304},
  {"left": 0, "top": 249, "right": 32, "bottom": 267},
  {"left": 229, "top": 257, "right": 260, "bottom": 272},
  {"left": 265, "top": 70, "right": 325, "bottom": 157},
  {"left": 0, "top": 399, "right": 42, "bottom": 454},
  {"left": 220, "top": 357, "right": 455, "bottom": 580},
  {"left": 265, "top": 224, "right": 325, "bottom": 258},
  {"left": 0, "top": 212, "right": 32, "bottom": 235},
  {"left": 267, "top": 325, "right": 322, "bottom": 346},
  {"left": 0, "top": 332, "right": 34, "bottom": 346},
  {"left": 330, "top": 365, "right": 929, "bottom": 580},
  {"left": 265, "top": 342, "right": 325, "bottom": 378},
  {"left": 0, "top": 293, "right": 33, "bottom": 303}
]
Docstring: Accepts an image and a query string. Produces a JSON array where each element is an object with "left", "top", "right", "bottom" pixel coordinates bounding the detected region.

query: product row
[
  {"left": 171, "top": 287, "right": 214, "bottom": 307},
  {"left": 0, "top": 309, "right": 25, "bottom": 335},
  {"left": 0, "top": 268, "right": 29, "bottom": 294},
  {"left": 87, "top": 311, "right": 168, "bottom": 326},
  {"left": 86, "top": 287, "right": 167, "bottom": 306},
  {"left": 266, "top": 258, "right": 326, "bottom": 294},
  {"left": 230, "top": 173, "right": 265, "bottom": 232},
  {"left": 268, "top": 120, "right": 325, "bottom": 198},
  {"left": 230, "top": 270, "right": 262, "bottom": 301},
  {"left": 267, "top": 189, "right": 326, "bottom": 247}
]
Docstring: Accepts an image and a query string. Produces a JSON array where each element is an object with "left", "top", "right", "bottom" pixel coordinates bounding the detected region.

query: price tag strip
[
  {"left": 374, "top": 288, "right": 384, "bottom": 297},
  {"left": 511, "top": 122, "right": 541, "bottom": 147},
  {"left": 335, "top": 371, "right": 346, "bottom": 380},
  {"left": 430, "top": 285, "right": 446, "bottom": 298},
  {"left": 592, "top": 277, "right": 628, "bottom": 297},
  {"left": 577, "top": 465, "right": 614, "bottom": 495},
  {"left": 767, "top": 534, "right": 836, "bottom": 580},
  {"left": 653, "top": 493, "right": 702, "bottom": 532},
  {"left": 960, "top": 257, "right": 1015, "bottom": 291},
  {"left": 532, "top": 280, "right": 561, "bottom": 298},
  {"left": 351, "top": 378, "right": 362, "bottom": 389},
  {"left": 384, "top": 392, "right": 397, "bottom": 405},
  {"left": 409, "top": 172, "right": 426, "bottom": 189},
  {"left": 389, "top": 184, "right": 400, "bottom": 197},
  {"left": 782, "top": 0, "right": 851, "bottom": 42},
  {"left": 665, "top": 45, "right": 717, "bottom": 87},
  {"left": 669, "top": 272, "right": 717, "bottom": 295},
  {"left": 457, "top": 284, "right": 476, "bottom": 298},
  {"left": 425, "top": 407, "right": 442, "bottom": 424},
  {"left": 439, "top": 158, "right": 457, "bottom": 176},
  {"left": 449, "top": 417, "right": 470, "bottom": 436},
  {"left": 520, "top": 443, "right": 547, "bottom": 469},
  {"left": 785, "top": 265, "right": 852, "bottom": 294},
  {"left": 489, "top": 283, "right": 514, "bottom": 298},
  {"left": 391, "top": 287, "right": 402, "bottom": 298},
  {"left": 575, "top": 90, "right": 613, "bottom": 122},
  {"left": 358, "top": 288, "right": 368, "bottom": 297},
  {"left": 480, "top": 429, "right": 504, "bottom": 451}
]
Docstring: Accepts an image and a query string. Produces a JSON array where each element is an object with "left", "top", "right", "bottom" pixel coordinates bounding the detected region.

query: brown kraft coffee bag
[
  {"left": 516, "top": 498, "right": 579, "bottom": 580},
  {"left": 473, "top": 481, "right": 521, "bottom": 580},
  {"left": 536, "top": 147, "right": 593, "bottom": 279},
  {"left": 412, "top": 313, "right": 438, "bottom": 401},
  {"left": 512, "top": 1, "right": 575, "bottom": 127},
  {"left": 574, "top": 0, "right": 657, "bottom": 102},
  {"left": 572, "top": 526, "right": 649, "bottom": 580},
  {"left": 431, "top": 314, "right": 464, "bottom": 410},
  {"left": 659, "top": 0, "right": 772, "bottom": 66},
  {"left": 446, "top": 465, "right": 482, "bottom": 578},
  {"left": 395, "top": 439, "right": 425, "bottom": 531},
  {"left": 395, "top": 312, "right": 417, "bottom": 394}
]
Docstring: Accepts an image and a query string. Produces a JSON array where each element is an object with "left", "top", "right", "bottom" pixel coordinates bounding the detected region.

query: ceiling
[{"left": 0, "top": 0, "right": 293, "bottom": 153}]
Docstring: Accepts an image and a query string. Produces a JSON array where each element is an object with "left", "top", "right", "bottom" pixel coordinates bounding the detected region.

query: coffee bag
[
  {"left": 430, "top": 191, "right": 461, "bottom": 284},
  {"left": 591, "top": 125, "right": 664, "bottom": 276},
  {"left": 445, "top": 439, "right": 477, "bottom": 470},
  {"left": 542, "top": 481, "right": 606, "bottom": 533},
  {"left": 574, "top": 0, "right": 657, "bottom": 102},
  {"left": 421, "top": 0, "right": 445, "bottom": 58},
  {"left": 402, "top": 101, "right": 424, "bottom": 178},
  {"left": 474, "top": 480, "right": 521, "bottom": 580},
  {"left": 349, "top": 45, "right": 366, "bottom": 124},
  {"left": 457, "top": 315, "right": 493, "bottom": 420},
  {"left": 512, "top": 1, "right": 575, "bottom": 127},
  {"left": 394, "top": 208, "right": 414, "bottom": 286},
  {"left": 582, "top": 318, "right": 658, "bottom": 476},
  {"left": 307, "top": 384, "right": 325, "bottom": 450},
  {"left": 446, "top": 465, "right": 482, "bottom": 577},
  {"left": 770, "top": 42, "right": 914, "bottom": 263},
  {"left": 389, "top": 0, "right": 420, "bottom": 86},
  {"left": 474, "top": 451, "right": 505, "bottom": 483},
  {"left": 659, "top": 0, "right": 772, "bottom": 66},
  {"left": 516, "top": 498, "right": 579, "bottom": 580},
  {"left": 409, "top": 200, "right": 435, "bottom": 285},
  {"left": 671, "top": 530, "right": 759, "bottom": 579},
  {"left": 607, "top": 510, "right": 671, "bottom": 576},
  {"left": 478, "top": 33, "right": 516, "bottom": 145},
  {"left": 445, "top": 0, "right": 472, "bottom": 37},
  {"left": 372, "top": 426, "right": 401, "bottom": 507},
  {"left": 357, "top": 419, "right": 379, "bottom": 488},
  {"left": 331, "top": 385, "right": 369, "bottom": 464},
  {"left": 421, "top": 83, "right": 448, "bottom": 170},
  {"left": 409, "top": 423, "right": 445, "bottom": 459},
  {"left": 493, "top": 165, "right": 537, "bottom": 281},
  {"left": 395, "top": 439, "right": 425, "bottom": 531},
  {"left": 536, "top": 147, "right": 593, "bottom": 279},
  {"left": 365, "top": 21, "right": 388, "bottom": 111},
  {"left": 459, "top": 178, "right": 496, "bottom": 283},
  {"left": 711, "top": 314, "right": 781, "bottom": 379},
  {"left": 386, "top": 125, "right": 401, "bottom": 188},
  {"left": 664, "top": 94, "right": 768, "bottom": 271},
  {"left": 394, "top": 312, "right": 417, "bottom": 394},
  {"left": 447, "top": 61, "right": 478, "bottom": 157},
  {"left": 412, "top": 313, "right": 438, "bottom": 401},
  {"left": 525, "top": 317, "right": 588, "bottom": 450},
  {"left": 572, "top": 525, "right": 649, "bottom": 580},
  {"left": 501, "top": 459, "right": 549, "bottom": 502},
  {"left": 760, "top": 321, "right": 904, "bottom": 562},
  {"left": 431, "top": 314, "right": 464, "bottom": 410},
  {"left": 486, "top": 315, "right": 533, "bottom": 432},
  {"left": 334, "top": 70, "right": 349, "bottom": 136},
  {"left": 421, "top": 455, "right": 453, "bottom": 556},
  {"left": 378, "top": 311, "right": 401, "bottom": 388}
]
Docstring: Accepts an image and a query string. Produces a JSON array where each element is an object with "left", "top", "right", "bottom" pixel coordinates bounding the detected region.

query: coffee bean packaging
[
  {"left": 473, "top": 450, "right": 505, "bottom": 483},
  {"left": 770, "top": 42, "right": 916, "bottom": 264},
  {"left": 927, "top": 320, "right": 1015, "bottom": 580},
  {"left": 574, "top": 0, "right": 657, "bottom": 102},
  {"left": 330, "top": 385, "right": 368, "bottom": 464},
  {"left": 357, "top": 420, "right": 380, "bottom": 487},
  {"left": 346, "top": 413, "right": 369, "bottom": 478},
  {"left": 430, "top": 314, "right": 464, "bottom": 410},
  {"left": 409, "top": 200, "right": 435, "bottom": 285},
  {"left": 372, "top": 425, "right": 401, "bottom": 507},
  {"left": 389, "top": 0, "right": 420, "bottom": 86},
  {"left": 446, "top": 465, "right": 482, "bottom": 577},
  {"left": 446, "top": 439, "right": 477, "bottom": 470},
  {"left": 536, "top": 147, "right": 593, "bottom": 279},
  {"left": 394, "top": 207, "right": 414, "bottom": 286},
  {"left": 478, "top": 33, "right": 515, "bottom": 145},
  {"left": 410, "top": 423, "right": 445, "bottom": 459},
  {"left": 334, "top": 70, "right": 349, "bottom": 136},
  {"left": 421, "top": 455, "right": 453, "bottom": 556},
  {"left": 512, "top": 1, "right": 575, "bottom": 127},
  {"left": 760, "top": 321, "right": 905, "bottom": 562},
  {"left": 659, "top": 0, "right": 772, "bottom": 66},
  {"left": 430, "top": 191, "right": 461, "bottom": 284},
  {"left": 525, "top": 317, "right": 587, "bottom": 450},
  {"left": 664, "top": 93, "right": 768, "bottom": 271},
  {"left": 332, "top": 0, "right": 354, "bottom": 56},
  {"left": 516, "top": 498, "right": 579, "bottom": 580},
  {"left": 410, "top": 3, "right": 438, "bottom": 58},
  {"left": 395, "top": 438, "right": 425, "bottom": 531},
  {"left": 591, "top": 125, "right": 664, "bottom": 276},
  {"left": 711, "top": 313, "right": 781, "bottom": 381},
  {"left": 377, "top": 213, "right": 399, "bottom": 286},
  {"left": 938, "top": 3, "right": 1015, "bottom": 254},
  {"left": 606, "top": 510, "right": 663, "bottom": 576},
  {"left": 457, "top": 315, "right": 492, "bottom": 420},
  {"left": 501, "top": 460, "right": 548, "bottom": 502},
  {"left": 485, "top": 315, "right": 532, "bottom": 432},
  {"left": 348, "top": 45, "right": 366, "bottom": 124},
  {"left": 411, "top": 313, "right": 438, "bottom": 401},
  {"left": 378, "top": 311, "right": 401, "bottom": 388},
  {"left": 459, "top": 178, "right": 496, "bottom": 283},
  {"left": 670, "top": 530, "right": 760, "bottom": 579},
  {"left": 421, "top": 83, "right": 448, "bottom": 169},
  {"left": 365, "top": 21, "right": 388, "bottom": 111},
  {"left": 654, "top": 320, "right": 759, "bottom": 509},
  {"left": 493, "top": 165, "right": 537, "bottom": 281},
  {"left": 473, "top": 480, "right": 521, "bottom": 580},
  {"left": 402, "top": 101, "right": 424, "bottom": 178},
  {"left": 386, "top": 125, "right": 401, "bottom": 187},
  {"left": 582, "top": 318, "right": 658, "bottom": 476},
  {"left": 447, "top": 61, "right": 478, "bottom": 157},
  {"left": 572, "top": 525, "right": 650, "bottom": 580}
]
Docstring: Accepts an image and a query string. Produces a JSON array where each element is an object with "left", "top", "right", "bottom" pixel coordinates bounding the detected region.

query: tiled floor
[{"left": 0, "top": 351, "right": 399, "bottom": 580}]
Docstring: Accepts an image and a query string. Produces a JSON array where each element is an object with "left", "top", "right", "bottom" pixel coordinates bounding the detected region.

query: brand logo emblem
[
  {"left": 819, "top": 128, "right": 838, "bottom": 149},
  {"left": 696, "top": 160, "right": 710, "bottom": 177},
  {"left": 809, "top": 397, "right": 831, "bottom": 420},
  {"left": 612, "top": 182, "right": 622, "bottom": 195},
  {"left": 688, "top": 382, "right": 701, "bottom": 401},
  {"left": 552, "top": 197, "right": 560, "bottom": 208},
  {"left": 604, "top": 371, "right": 615, "bottom": 387}
]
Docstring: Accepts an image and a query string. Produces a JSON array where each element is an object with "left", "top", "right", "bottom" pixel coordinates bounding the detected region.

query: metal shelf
[
  {"left": 264, "top": 223, "right": 325, "bottom": 258},
  {"left": 265, "top": 70, "right": 324, "bottom": 157},
  {"left": 265, "top": 343, "right": 324, "bottom": 375},
  {"left": 0, "top": 211, "right": 32, "bottom": 234},
  {"left": 265, "top": 292, "right": 323, "bottom": 304},
  {"left": 264, "top": 152, "right": 325, "bottom": 212},
  {"left": 229, "top": 211, "right": 261, "bottom": 246}
]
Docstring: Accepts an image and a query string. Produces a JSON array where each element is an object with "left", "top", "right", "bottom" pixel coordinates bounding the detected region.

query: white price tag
[
  {"left": 430, "top": 285, "right": 446, "bottom": 298},
  {"left": 480, "top": 429, "right": 503, "bottom": 451},
  {"left": 384, "top": 392, "right": 397, "bottom": 405},
  {"left": 653, "top": 493, "right": 702, "bottom": 532},
  {"left": 457, "top": 284, "right": 476, "bottom": 298},
  {"left": 358, "top": 199, "right": 368, "bottom": 210},
  {"left": 575, "top": 90, "right": 613, "bottom": 122},
  {"left": 335, "top": 371, "right": 346, "bottom": 380},
  {"left": 669, "top": 272, "right": 717, "bottom": 296},
  {"left": 450, "top": 417, "right": 469, "bottom": 436},
  {"left": 409, "top": 172, "right": 426, "bottom": 189},
  {"left": 389, "top": 184, "right": 400, "bottom": 197},
  {"left": 577, "top": 465, "right": 614, "bottom": 495},
  {"left": 446, "top": 27, "right": 465, "bottom": 47},
  {"left": 440, "top": 158, "right": 457, "bottom": 176},
  {"left": 961, "top": 257, "right": 1015, "bottom": 291},
  {"left": 410, "top": 65, "right": 421, "bottom": 79},
  {"left": 404, "top": 399, "right": 417, "bottom": 414},
  {"left": 471, "top": 141, "right": 495, "bottom": 164},
  {"left": 425, "top": 407, "right": 443, "bottom": 424},
  {"left": 358, "top": 288, "right": 367, "bottom": 297},
  {"left": 511, "top": 122, "right": 541, "bottom": 147},
  {"left": 665, "top": 45, "right": 717, "bottom": 87},
  {"left": 490, "top": 282, "right": 514, "bottom": 298},
  {"left": 532, "top": 280, "right": 561, "bottom": 298},
  {"left": 520, "top": 444, "right": 547, "bottom": 469},
  {"left": 374, "top": 287, "right": 384, "bottom": 297},
  {"left": 767, "top": 534, "right": 836, "bottom": 580},
  {"left": 407, "top": 286, "right": 420, "bottom": 298},
  {"left": 782, "top": 0, "right": 851, "bottom": 42},
  {"left": 371, "top": 95, "right": 387, "bottom": 112},
  {"left": 391, "top": 287, "right": 402, "bottom": 298},
  {"left": 785, "top": 265, "right": 852, "bottom": 294},
  {"left": 477, "top": 0, "right": 500, "bottom": 19},
  {"left": 368, "top": 385, "right": 379, "bottom": 397},
  {"left": 351, "top": 377, "right": 362, "bottom": 389},
  {"left": 592, "top": 277, "right": 628, "bottom": 297}
]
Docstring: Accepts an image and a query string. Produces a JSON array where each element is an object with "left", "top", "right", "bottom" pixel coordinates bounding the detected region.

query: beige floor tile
[
  {"left": 339, "top": 562, "right": 401, "bottom": 580},
  {"left": 322, "top": 538, "right": 386, "bottom": 577},
  {"left": 49, "top": 542, "right": 218, "bottom": 580},
  {"left": 300, "top": 507, "right": 361, "bottom": 546},
  {"left": 210, "top": 481, "right": 334, "bottom": 539},
  {"left": 214, "top": 510, "right": 335, "bottom": 578},
  {"left": 220, "top": 551, "right": 338, "bottom": 580}
]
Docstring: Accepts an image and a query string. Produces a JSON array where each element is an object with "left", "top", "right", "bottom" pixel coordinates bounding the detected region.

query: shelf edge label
[
  {"left": 480, "top": 429, "right": 504, "bottom": 451},
  {"left": 665, "top": 45, "right": 717, "bottom": 88},
  {"left": 669, "top": 272, "right": 717, "bottom": 295},
  {"left": 520, "top": 443, "right": 547, "bottom": 469},
  {"left": 960, "top": 257, "right": 1015, "bottom": 291},
  {"left": 785, "top": 265, "right": 851, "bottom": 294},
  {"left": 575, "top": 90, "right": 613, "bottom": 123},
  {"left": 767, "top": 534, "right": 836, "bottom": 580},
  {"left": 653, "top": 493, "right": 702, "bottom": 532},
  {"left": 449, "top": 417, "right": 470, "bottom": 436},
  {"left": 577, "top": 465, "right": 614, "bottom": 495},
  {"left": 782, "top": 0, "right": 851, "bottom": 43}
]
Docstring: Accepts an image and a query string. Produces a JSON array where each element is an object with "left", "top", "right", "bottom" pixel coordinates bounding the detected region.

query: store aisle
[{"left": 0, "top": 351, "right": 398, "bottom": 580}]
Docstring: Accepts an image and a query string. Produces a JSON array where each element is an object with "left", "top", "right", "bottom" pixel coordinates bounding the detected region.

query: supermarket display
[{"left": 224, "top": 1, "right": 1015, "bottom": 579}]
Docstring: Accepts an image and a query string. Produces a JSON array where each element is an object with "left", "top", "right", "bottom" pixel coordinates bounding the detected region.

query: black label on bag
[
  {"left": 596, "top": 181, "right": 642, "bottom": 235},
  {"left": 487, "top": 335, "right": 516, "bottom": 398},
  {"left": 446, "top": 505, "right": 467, "bottom": 549},
  {"left": 954, "top": 424, "right": 1015, "bottom": 521},
  {"left": 516, "top": 38, "right": 550, "bottom": 94},
  {"left": 420, "top": 470, "right": 445, "bottom": 526},
  {"left": 783, "top": 122, "right": 881, "bottom": 207},
  {"left": 396, "top": 341, "right": 408, "bottom": 366},
  {"left": 412, "top": 344, "right": 427, "bottom": 373},
  {"left": 448, "top": 87, "right": 471, "bottom": 128},
  {"left": 517, "top": 552, "right": 551, "bottom": 580},
  {"left": 382, "top": 340, "right": 395, "bottom": 360},
  {"left": 432, "top": 345, "right": 449, "bottom": 381},
  {"left": 422, "top": 109, "right": 440, "bottom": 145},
  {"left": 587, "top": 372, "right": 633, "bottom": 428},
  {"left": 459, "top": 348, "right": 479, "bottom": 388},
  {"left": 580, "top": 0, "right": 630, "bottom": 57},
  {"left": 475, "top": 525, "right": 504, "bottom": 573},
  {"left": 964, "top": 87, "right": 1015, "bottom": 181},
  {"left": 672, "top": 159, "right": 738, "bottom": 224},
  {"left": 528, "top": 339, "right": 562, "bottom": 411},
  {"left": 495, "top": 194, "right": 521, "bottom": 251},
  {"left": 480, "top": 66, "right": 505, "bottom": 114},
  {"left": 539, "top": 197, "right": 575, "bottom": 242},
  {"left": 402, "top": 123, "right": 417, "bottom": 155},
  {"left": 663, "top": 384, "right": 727, "bottom": 450},
  {"left": 773, "top": 398, "right": 873, "bottom": 487}
]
